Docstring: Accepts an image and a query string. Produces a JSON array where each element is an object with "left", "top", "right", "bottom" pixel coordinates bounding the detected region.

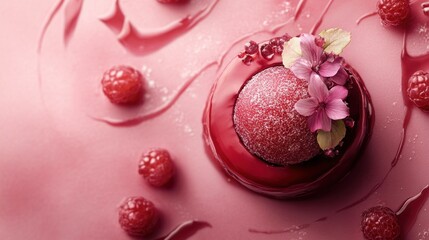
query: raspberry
[
  {"left": 244, "top": 41, "right": 259, "bottom": 55},
  {"left": 377, "top": 0, "right": 410, "bottom": 27},
  {"left": 361, "top": 206, "right": 401, "bottom": 240},
  {"left": 138, "top": 149, "right": 175, "bottom": 187},
  {"left": 242, "top": 55, "right": 254, "bottom": 66},
  {"left": 315, "top": 36, "right": 326, "bottom": 48},
  {"left": 260, "top": 44, "right": 274, "bottom": 60},
  {"left": 101, "top": 65, "right": 144, "bottom": 104},
  {"left": 407, "top": 70, "right": 429, "bottom": 111},
  {"left": 118, "top": 197, "right": 159, "bottom": 237}
]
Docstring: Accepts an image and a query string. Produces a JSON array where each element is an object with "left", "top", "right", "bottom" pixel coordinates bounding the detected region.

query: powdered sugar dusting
[{"left": 233, "top": 66, "right": 320, "bottom": 165}]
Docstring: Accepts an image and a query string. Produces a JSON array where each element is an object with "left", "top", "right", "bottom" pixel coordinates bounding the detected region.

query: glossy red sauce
[{"left": 203, "top": 40, "right": 373, "bottom": 198}]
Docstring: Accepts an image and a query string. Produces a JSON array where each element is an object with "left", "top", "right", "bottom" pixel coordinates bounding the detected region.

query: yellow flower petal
[
  {"left": 317, "top": 120, "right": 346, "bottom": 150},
  {"left": 282, "top": 37, "right": 302, "bottom": 68},
  {"left": 319, "top": 28, "right": 351, "bottom": 55}
]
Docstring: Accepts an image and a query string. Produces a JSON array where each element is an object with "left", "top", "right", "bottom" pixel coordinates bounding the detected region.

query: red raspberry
[
  {"left": 101, "top": 65, "right": 144, "bottom": 104},
  {"left": 138, "top": 149, "right": 175, "bottom": 187},
  {"left": 407, "top": 70, "right": 429, "bottom": 111},
  {"left": 377, "top": 0, "right": 410, "bottom": 27},
  {"left": 118, "top": 196, "right": 159, "bottom": 237},
  {"left": 361, "top": 206, "right": 401, "bottom": 240}
]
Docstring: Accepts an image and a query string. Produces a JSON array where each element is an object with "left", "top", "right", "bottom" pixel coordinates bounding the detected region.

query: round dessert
[
  {"left": 233, "top": 66, "right": 321, "bottom": 166},
  {"left": 203, "top": 35, "right": 373, "bottom": 198}
]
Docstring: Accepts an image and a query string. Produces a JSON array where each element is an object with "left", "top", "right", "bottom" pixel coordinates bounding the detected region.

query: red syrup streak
[
  {"left": 100, "top": 0, "right": 220, "bottom": 56},
  {"left": 249, "top": 217, "right": 328, "bottom": 235},
  {"left": 294, "top": 0, "right": 306, "bottom": 21},
  {"left": 356, "top": 12, "right": 377, "bottom": 25},
  {"left": 155, "top": 220, "right": 211, "bottom": 240},
  {"left": 249, "top": 223, "right": 310, "bottom": 235},
  {"left": 248, "top": 216, "right": 330, "bottom": 235},
  {"left": 309, "top": 0, "right": 334, "bottom": 35},
  {"left": 396, "top": 185, "right": 429, "bottom": 238},
  {"left": 92, "top": 0, "right": 308, "bottom": 127}
]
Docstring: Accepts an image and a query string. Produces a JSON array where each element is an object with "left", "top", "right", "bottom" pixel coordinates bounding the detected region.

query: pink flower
[
  {"left": 294, "top": 76, "right": 349, "bottom": 132},
  {"left": 290, "top": 34, "right": 347, "bottom": 85}
]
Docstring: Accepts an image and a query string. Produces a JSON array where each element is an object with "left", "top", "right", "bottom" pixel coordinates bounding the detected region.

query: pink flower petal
[
  {"left": 300, "top": 34, "right": 323, "bottom": 67},
  {"left": 308, "top": 75, "right": 328, "bottom": 103},
  {"left": 308, "top": 109, "right": 331, "bottom": 132},
  {"left": 318, "top": 110, "right": 332, "bottom": 131},
  {"left": 325, "top": 99, "right": 349, "bottom": 120},
  {"left": 318, "top": 57, "right": 341, "bottom": 77},
  {"left": 294, "top": 98, "right": 319, "bottom": 116},
  {"left": 307, "top": 113, "right": 319, "bottom": 132},
  {"left": 291, "top": 58, "right": 312, "bottom": 80},
  {"left": 309, "top": 71, "right": 322, "bottom": 85},
  {"left": 326, "top": 86, "right": 348, "bottom": 101},
  {"left": 330, "top": 67, "right": 348, "bottom": 85}
]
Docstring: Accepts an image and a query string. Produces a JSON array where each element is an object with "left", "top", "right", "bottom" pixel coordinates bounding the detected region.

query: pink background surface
[{"left": 1, "top": 0, "right": 429, "bottom": 239}]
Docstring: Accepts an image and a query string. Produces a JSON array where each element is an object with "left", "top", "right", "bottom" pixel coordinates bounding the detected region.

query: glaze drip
[
  {"left": 397, "top": 185, "right": 429, "bottom": 238},
  {"left": 99, "top": 0, "right": 125, "bottom": 34},
  {"left": 37, "top": 0, "right": 65, "bottom": 54},
  {"left": 249, "top": 224, "right": 310, "bottom": 235},
  {"left": 64, "top": 0, "right": 83, "bottom": 46},
  {"left": 100, "top": 0, "right": 220, "bottom": 56},
  {"left": 155, "top": 220, "right": 211, "bottom": 240}
]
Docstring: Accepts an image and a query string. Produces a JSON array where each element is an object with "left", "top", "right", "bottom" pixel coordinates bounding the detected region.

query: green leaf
[
  {"left": 318, "top": 28, "right": 351, "bottom": 55},
  {"left": 282, "top": 37, "right": 302, "bottom": 68},
  {"left": 317, "top": 120, "right": 346, "bottom": 150}
]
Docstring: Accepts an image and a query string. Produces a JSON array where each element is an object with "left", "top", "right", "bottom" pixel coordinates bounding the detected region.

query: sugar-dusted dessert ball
[{"left": 233, "top": 66, "right": 320, "bottom": 165}]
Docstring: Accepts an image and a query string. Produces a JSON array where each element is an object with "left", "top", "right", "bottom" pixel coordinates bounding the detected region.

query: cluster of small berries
[{"left": 238, "top": 34, "right": 291, "bottom": 65}]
